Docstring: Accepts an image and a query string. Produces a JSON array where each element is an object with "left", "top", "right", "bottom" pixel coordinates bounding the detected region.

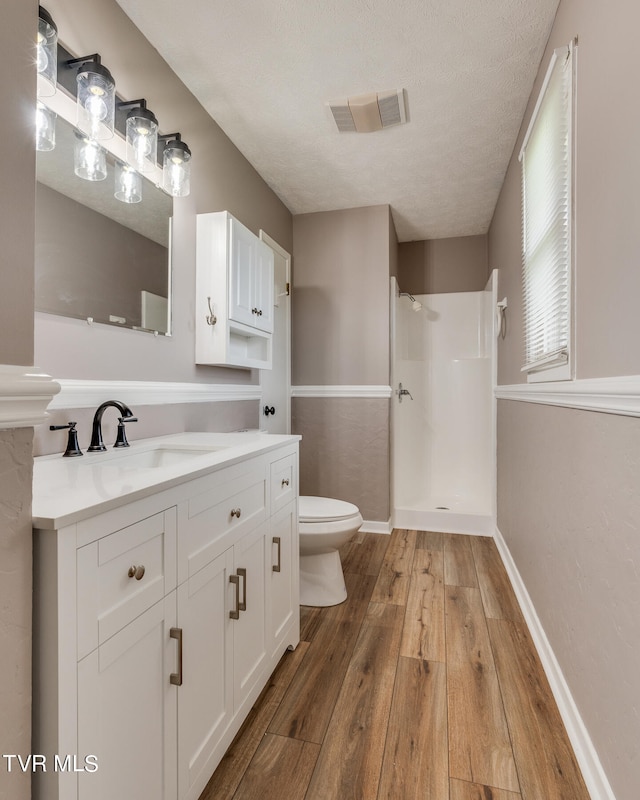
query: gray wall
[
  {"left": 35, "top": 0, "right": 292, "bottom": 392},
  {"left": 0, "top": 0, "right": 37, "bottom": 797},
  {"left": 292, "top": 205, "right": 392, "bottom": 387},
  {"left": 489, "top": 0, "right": 640, "bottom": 797},
  {"left": 292, "top": 205, "right": 394, "bottom": 522},
  {"left": 398, "top": 234, "right": 488, "bottom": 295},
  {"left": 32, "top": 0, "right": 294, "bottom": 456}
]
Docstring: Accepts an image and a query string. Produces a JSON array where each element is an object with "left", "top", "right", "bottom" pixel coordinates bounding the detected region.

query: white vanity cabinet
[
  {"left": 196, "top": 211, "right": 274, "bottom": 369},
  {"left": 33, "top": 435, "right": 299, "bottom": 800}
]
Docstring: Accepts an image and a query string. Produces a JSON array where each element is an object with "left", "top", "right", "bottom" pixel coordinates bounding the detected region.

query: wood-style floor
[{"left": 198, "top": 530, "right": 591, "bottom": 800}]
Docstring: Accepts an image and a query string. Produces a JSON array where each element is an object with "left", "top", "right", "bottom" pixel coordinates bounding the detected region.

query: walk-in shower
[{"left": 391, "top": 272, "right": 497, "bottom": 535}]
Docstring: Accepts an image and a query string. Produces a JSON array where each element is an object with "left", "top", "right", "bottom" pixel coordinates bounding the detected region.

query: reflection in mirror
[{"left": 35, "top": 114, "right": 173, "bottom": 335}]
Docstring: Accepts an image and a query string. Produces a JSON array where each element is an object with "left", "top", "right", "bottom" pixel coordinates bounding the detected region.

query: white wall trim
[
  {"left": 0, "top": 365, "right": 61, "bottom": 429},
  {"left": 496, "top": 374, "right": 640, "bottom": 417},
  {"left": 48, "top": 379, "right": 261, "bottom": 410},
  {"left": 292, "top": 385, "right": 393, "bottom": 399},
  {"left": 359, "top": 518, "right": 392, "bottom": 535},
  {"left": 493, "top": 526, "right": 617, "bottom": 800}
]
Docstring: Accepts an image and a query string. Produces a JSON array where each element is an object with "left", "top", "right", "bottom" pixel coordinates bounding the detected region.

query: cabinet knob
[
  {"left": 230, "top": 507, "right": 242, "bottom": 519},
  {"left": 281, "top": 478, "right": 290, "bottom": 487},
  {"left": 128, "top": 564, "right": 146, "bottom": 581},
  {"left": 251, "top": 307, "right": 258, "bottom": 315}
]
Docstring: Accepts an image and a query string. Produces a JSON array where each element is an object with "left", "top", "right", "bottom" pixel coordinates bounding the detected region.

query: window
[{"left": 520, "top": 41, "right": 575, "bottom": 382}]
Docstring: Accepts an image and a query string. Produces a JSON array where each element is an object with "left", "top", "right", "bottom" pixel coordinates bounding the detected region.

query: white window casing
[{"left": 519, "top": 41, "right": 576, "bottom": 383}]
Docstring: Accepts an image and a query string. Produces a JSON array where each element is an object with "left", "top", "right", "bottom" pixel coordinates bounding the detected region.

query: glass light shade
[
  {"left": 115, "top": 163, "right": 142, "bottom": 203},
  {"left": 162, "top": 140, "right": 191, "bottom": 197},
  {"left": 74, "top": 135, "right": 107, "bottom": 181},
  {"left": 126, "top": 108, "right": 158, "bottom": 173},
  {"left": 76, "top": 62, "right": 115, "bottom": 140},
  {"left": 37, "top": 7, "right": 57, "bottom": 97},
  {"left": 35, "top": 101, "right": 56, "bottom": 151}
]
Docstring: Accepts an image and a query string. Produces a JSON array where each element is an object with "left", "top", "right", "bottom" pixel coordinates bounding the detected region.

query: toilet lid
[{"left": 299, "top": 496, "right": 360, "bottom": 523}]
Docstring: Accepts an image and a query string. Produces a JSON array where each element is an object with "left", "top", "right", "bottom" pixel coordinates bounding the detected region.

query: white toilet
[{"left": 298, "top": 496, "right": 363, "bottom": 607}]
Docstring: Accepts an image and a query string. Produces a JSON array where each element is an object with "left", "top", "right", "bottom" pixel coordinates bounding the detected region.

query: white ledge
[
  {"left": 48, "top": 380, "right": 261, "bottom": 409},
  {"left": 495, "top": 375, "right": 640, "bottom": 417},
  {"left": 292, "top": 385, "right": 392, "bottom": 399},
  {"left": 0, "top": 365, "right": 61, "bottom": 429}
]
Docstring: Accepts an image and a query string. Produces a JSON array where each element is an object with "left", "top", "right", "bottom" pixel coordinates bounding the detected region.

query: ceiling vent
[{"left": 328, "top": 89, "right": 407, "bottom": 133}]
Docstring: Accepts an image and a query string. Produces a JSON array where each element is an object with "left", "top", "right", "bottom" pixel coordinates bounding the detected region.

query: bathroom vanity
[{"left": 32, "top": 432, "right": 300, "bottom": 800}]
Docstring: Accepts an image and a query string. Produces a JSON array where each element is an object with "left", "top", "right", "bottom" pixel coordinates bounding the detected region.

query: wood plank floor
[{"left": 198, "top": 530, "right": 591, "bottom": 800}]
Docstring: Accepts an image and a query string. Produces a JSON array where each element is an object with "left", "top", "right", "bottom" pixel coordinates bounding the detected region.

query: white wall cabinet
[
  {"left": 33, "top": 439, "right": 299, "bottom": 800},
  {"left": 196, "top": 211, "right": 274, "bottom": 369}
]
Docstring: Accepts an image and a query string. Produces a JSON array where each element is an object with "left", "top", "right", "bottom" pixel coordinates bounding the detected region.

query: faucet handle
[
  {"left": 49, "top": 422, "right": 83, "bottom": 457},
  {"left": 114, "top": 416, "right": 138, "bottom": 448}
]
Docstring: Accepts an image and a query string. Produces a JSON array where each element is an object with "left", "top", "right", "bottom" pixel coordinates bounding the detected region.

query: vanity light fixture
[
  {"left": 74, "top": 133, "right": 107, "bottom": 181},
  {"left": 67, "top": 53, "right": 115, "bottom": 141},
  {"left": 37, "top": 6, "right": 58, "bottom": 98},
  {"left": 114, "top": 162, "right": 142, "bottom": 203},
  {"left": 35, "top": 101, "right": 56, "bottom": 151},
  {"left": 159, "top": 133, "right": 191, "bottom": 197},
  {"left": 118, "top": 99, "right": 158, "bottom": 174}
]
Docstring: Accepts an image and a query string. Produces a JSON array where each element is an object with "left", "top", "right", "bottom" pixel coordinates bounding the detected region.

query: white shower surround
[{"left": 392, "top": 274, "right": 497, "bottom": 535}]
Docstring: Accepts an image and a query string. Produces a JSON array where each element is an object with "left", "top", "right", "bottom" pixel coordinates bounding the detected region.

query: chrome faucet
[{"left": 88, "top": 400, "right": 138, "bottom": 452}]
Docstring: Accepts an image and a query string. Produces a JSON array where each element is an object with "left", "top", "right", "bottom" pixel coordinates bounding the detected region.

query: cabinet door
[
  {"left": 228, "top": 216, "right": 256, "bottom": 328},
  {"left": 253, "top": 238, "right": 274, "bottom": 333},
  {"left": 268, "top": 503, "right": 298, "bottom": 658},
  {"left": 232, "top": 524, "right": 268, "bottom": 712},
  {"left": 177, "top": 548, "right": 234, "bottom": 800},
  {"left": 77, "top": 595, "right": 178, "bottom": 800}
]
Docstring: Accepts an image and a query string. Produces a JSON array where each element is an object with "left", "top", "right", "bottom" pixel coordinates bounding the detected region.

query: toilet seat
[{"left": 299, "top": 496, "right": 360, "bottom": 523}]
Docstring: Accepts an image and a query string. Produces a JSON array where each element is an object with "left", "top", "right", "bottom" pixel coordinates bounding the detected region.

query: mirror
[{"left": 35, "top": 114, "right": 173, "bottom": 335}]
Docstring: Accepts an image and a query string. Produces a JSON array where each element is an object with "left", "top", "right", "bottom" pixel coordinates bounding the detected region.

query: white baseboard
[
  {"left": 493, "top": 526, "right": 616, "bottom": 800},
  {"left": 359, "top": 519, "right": 392, "bottom": 535}
]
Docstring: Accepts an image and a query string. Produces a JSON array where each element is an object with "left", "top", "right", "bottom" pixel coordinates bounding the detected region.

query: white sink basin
[{"left": 91, "top": 445, "right": 228, "bottom": 471}]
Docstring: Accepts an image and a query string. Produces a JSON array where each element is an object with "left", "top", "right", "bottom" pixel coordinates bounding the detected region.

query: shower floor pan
[{"left": 394, "top": 496, "right": 494, "bottom": 536}]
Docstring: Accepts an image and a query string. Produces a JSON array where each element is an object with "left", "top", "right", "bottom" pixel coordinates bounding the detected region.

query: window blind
[{"left": 519, "top": 43, "right": 574, "bottom": 377}]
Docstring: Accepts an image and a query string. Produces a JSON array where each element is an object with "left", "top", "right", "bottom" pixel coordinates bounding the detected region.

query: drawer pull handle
[
  {"left": 238, "top": 567, "right": 247, "bottom": 611},
  {"left": 273, "top": 537, "right": 281, "bottom": 573},
  {"left": 128, "top": 564, "right": 146, "bottom": 581},
  {"left": 230, "top": 507, "right": 242, "bottom": 519},
  {"left": 230, "top": 574, "right": 240, "bottom": 619},
  {"left": 281, "top": 478, "right": 290, "bottom": 487},
  {"left": 170, "top": 628, "right": 183, "bottom": 686}
]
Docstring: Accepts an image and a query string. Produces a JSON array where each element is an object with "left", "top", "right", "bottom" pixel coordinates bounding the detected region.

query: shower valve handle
[{"left": 396, "top": 383, "right": 413, "bottom": 402}]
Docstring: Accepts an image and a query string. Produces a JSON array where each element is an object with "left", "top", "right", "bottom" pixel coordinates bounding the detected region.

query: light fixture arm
[
  {"left": 117, "top": 98, "right": 148, "bottom": 111},
  {"left": 66, "top": 52, "right": 103, "bottom": 71}
]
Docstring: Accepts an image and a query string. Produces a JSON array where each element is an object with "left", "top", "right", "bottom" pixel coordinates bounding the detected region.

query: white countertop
[{"left": 33, "top": 431, "right": 300, "bottom": 530}]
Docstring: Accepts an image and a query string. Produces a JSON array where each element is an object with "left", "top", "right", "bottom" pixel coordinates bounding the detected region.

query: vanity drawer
[
  {"left": 77, "top": 509, "right": 177, "bottom": 659},
  {"left": 181, "top": 466, "right": 268, "bottom": 579},
  {"left": 270, "top": 453, "right": 297, "bottom": 514}
]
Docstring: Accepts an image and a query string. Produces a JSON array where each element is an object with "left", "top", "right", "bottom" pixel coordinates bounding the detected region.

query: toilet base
[{"left": 299, "top": 550, "right": 347, "bottom": 607}]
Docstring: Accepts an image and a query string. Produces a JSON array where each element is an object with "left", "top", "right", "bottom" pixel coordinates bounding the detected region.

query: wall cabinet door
[
  {"left": 177, "top": 549, "right": 234, "bottom": 800},
  {"left": 268, "top": 503, "right": 297, "bottom": 658},
  {"left": 228, "top": 216, "right": 274, "bottom": 334},
  {"left": 253, "top": 237, "right": 274, "bottom": 333},
  {"left": 228, "top": 216, "right": 257, "bottom": 328},
  {"left": 77, "top": 595, "right": 178, "bottom": 800}
]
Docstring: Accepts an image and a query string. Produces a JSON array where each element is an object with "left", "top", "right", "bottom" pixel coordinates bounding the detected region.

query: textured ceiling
[{"left": 115, "top": 0, "right": 559, "bottom": 242}]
